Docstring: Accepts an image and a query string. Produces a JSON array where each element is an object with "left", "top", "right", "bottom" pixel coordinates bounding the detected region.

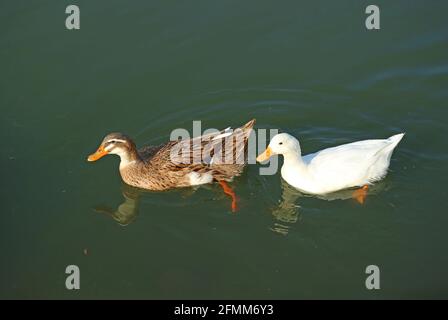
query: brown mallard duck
[{"left": 87, "top": 119, "right": 256, "bottom": 211}]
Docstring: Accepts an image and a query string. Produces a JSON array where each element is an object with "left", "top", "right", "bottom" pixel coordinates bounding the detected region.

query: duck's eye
[{"left": 279, "top": 142, "right": 283, "bottom": 145}]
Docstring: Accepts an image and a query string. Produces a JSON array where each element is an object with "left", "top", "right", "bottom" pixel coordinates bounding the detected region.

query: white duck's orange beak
[
  {"left": 256, "top": 146, "right": 274, "bottom": 162},
  {"left": 87, "top": 145, "right": 109, "bottom": 162}
]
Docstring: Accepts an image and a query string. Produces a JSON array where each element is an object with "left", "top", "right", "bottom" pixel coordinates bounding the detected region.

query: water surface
[{"left": 1, "top": 0, "right": 448, "bottom": 299}]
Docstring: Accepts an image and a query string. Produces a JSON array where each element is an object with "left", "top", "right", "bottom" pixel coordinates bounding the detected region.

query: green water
[{"left": 1, "top": 0, "right": 448, "bottom": 299}]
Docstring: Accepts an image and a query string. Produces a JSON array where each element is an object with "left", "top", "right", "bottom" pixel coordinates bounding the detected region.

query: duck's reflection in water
[
  {"left": 271, "top": 180, "right": 302, "bottom": 235},
  {"left": 271, "top": 179, "right": 387, "bottom": 235},
  {"left": 93, "top": 184, "right": 206, "bottom": 226},
  {"left": 94, "top": 184, "right": 142, "bottom": 226}
]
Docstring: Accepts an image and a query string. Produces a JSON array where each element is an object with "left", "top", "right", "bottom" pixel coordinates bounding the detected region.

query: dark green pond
[{"left": 1, "top": 0, "right": 447, "bottom": 299}]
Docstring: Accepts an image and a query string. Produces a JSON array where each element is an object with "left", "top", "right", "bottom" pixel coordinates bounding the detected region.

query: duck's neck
[
  {"left": 282, "top": 151, "right": 306, "bottom": 171},
  {"left": 118, "top": 148, "right": 141, "bottom": 170}
]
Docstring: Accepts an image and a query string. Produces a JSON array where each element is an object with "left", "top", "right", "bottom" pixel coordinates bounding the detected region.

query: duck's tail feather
[
  {"left": 372, "top": 133, "right": 404, "bottom": 158},
  {"left": 241, "top": 118, "right": 256, "bottom": 130},
  {"left": 388, "top": 133, "right": 405, "bottom": 148}
]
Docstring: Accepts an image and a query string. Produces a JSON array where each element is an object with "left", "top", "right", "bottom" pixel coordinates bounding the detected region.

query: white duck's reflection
[{"left": 271, "top": 179, "right": 388, "bottom": 235}]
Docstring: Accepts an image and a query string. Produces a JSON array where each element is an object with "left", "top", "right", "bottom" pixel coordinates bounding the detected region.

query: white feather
[
  {"left": 188, "top": 172, "right": 213, "bottom": 186},
  {"left": 212, "top": 127, "right": 233, "bottom": 140}
]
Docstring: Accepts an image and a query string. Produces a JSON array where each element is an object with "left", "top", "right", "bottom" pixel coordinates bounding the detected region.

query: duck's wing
[
  {"left": 308, "top": 135, "right": 403, "bottom": 166},
  {"left": 149, "top": 119, "right": 256, "bottom": 176},
  {"left": 306, "top": 134, "right": 404, "bottom": 186},
  {"left": 169, "top": 119, "right": 255, "bottom": 167},
  {"left": 138, "top": 144, "right": 165, "bottom": 160}
]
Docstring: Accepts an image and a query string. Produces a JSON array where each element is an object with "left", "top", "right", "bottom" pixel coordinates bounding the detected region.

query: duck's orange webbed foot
[
  {"left": 353, "top": 185, "right": 369, "bottom": 204},
  {"left": 219, "top": 180, "right": 238, "bottom": 213}
]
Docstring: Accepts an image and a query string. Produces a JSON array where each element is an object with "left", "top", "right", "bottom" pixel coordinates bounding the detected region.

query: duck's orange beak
[
  {"left": 256, "top": 146, "right": 273, "bottom": 162},
  {"left": 87, "top": 145, "right": 109, "bottom": 162}
]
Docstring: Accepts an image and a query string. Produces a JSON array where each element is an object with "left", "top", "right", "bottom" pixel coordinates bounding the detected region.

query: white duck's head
[{"left": 256, "top": 133, "right": 301, "bottom": 162}]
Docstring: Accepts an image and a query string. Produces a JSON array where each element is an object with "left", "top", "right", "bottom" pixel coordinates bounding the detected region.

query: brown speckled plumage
[{"left": 89, "top": 119, "right": 256, "bottom": 191}]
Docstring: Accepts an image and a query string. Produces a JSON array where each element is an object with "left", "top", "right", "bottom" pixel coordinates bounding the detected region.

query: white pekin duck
[{"left": 256, "top": 132, "right": 404, "bottom": 203}]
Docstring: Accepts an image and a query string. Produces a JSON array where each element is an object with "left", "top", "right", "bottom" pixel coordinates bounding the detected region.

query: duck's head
[
  {"left": 87, "top": 132, "right": 137, "bottom": 162},
  {"left": 256, "top": 133, "right": 301, "bottom": 162}
]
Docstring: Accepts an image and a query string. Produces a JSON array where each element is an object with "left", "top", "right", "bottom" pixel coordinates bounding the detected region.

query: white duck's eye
[{"left": 279, "top": 142, "right": 283, "bottom": 145}]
